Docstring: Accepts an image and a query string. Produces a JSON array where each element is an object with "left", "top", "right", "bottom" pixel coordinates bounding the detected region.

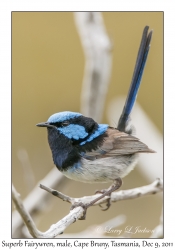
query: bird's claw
[
  {"left": 95, "top": 189, "right": 111, "bottom": 211},
  {"left": 99, "top": 198, "right": 111, "bottom": 211}
]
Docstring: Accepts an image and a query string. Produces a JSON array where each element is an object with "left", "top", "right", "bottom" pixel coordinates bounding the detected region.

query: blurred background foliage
[{"left": 12, "top": 12, "right": 163, "bottom": 238}]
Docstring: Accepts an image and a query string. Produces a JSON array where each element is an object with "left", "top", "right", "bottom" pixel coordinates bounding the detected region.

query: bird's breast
[{"left": 62, "top": 154, "right": 138, "bottom": 183}]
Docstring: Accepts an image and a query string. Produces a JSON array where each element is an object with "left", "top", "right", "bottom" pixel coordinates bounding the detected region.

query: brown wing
[
  {"left": 101, "top": 128, "right": 155, "bottom": 155},
  {"left": 82, "top": 127, "right": 155, "bottom": 159}
]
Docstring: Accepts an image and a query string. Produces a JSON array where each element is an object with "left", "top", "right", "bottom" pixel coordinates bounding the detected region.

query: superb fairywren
[{"left": 37, "top": 26, "right": 154, "bottom": 214}]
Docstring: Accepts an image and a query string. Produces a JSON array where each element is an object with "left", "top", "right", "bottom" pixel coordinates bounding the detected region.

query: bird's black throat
[
  {"left": 47, "top": 127, "right": 80, "bottom": 171},
  {"left": 47, "top": 126, "right": 107, "bottom": 171}
]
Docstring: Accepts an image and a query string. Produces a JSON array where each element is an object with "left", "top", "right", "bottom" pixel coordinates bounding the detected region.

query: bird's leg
[
  {"left": 70, "top": 178, "right": 122, "bottom": 220},
  {"left": 95, "top": 186, "right": 115, "bottom": 211},
  {"left": 90, "top": 177, "right": 122, "bottom": 211},
  {"left": 95, "top": 190, "right": 113, "bottom": 211}
]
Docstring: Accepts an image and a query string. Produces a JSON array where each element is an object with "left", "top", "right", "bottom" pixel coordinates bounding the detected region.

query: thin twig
[
  {"left": 40, "top": 178, "right": 163, "bottom": 206},
  {"left": 40, "top": 184, "right": 72, "bottom": 203}
]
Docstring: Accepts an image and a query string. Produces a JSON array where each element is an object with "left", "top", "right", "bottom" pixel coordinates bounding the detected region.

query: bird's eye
[{"left": 61, "top": 121, "right": 69, "bottom": 127}]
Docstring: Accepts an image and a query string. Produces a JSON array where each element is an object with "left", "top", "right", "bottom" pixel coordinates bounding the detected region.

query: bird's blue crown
[{"left": 48, "top": 111, "right": 82, "bottom": 123}]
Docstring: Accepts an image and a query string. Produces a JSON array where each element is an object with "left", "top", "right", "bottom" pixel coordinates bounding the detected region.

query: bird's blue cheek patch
[
  {"left": 80, "top": 124, "right": 108, "bottom": 145},
  {"left": 58, "top": 124, "right": 88, "bottom": 140}
]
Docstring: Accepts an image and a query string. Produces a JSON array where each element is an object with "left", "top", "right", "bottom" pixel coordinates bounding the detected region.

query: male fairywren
[{"left": 37, "top": 26, "right": 155, "bottom": 215}]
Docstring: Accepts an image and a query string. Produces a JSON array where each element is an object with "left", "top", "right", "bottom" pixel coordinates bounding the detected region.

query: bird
[{"left": 37, "top": 26, "right": 155, "bottom": 217}]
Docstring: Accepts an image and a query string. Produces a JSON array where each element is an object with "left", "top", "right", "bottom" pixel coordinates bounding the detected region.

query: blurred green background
[{"left": 12, "top": 12, "right": 163, "bottom": 238}]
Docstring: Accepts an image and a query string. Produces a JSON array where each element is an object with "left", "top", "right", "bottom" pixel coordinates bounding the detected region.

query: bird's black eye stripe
[
  {"left": 61, "top": 121, "right": 69, "bottom": 127},
  {"left": 49, "top": 121, "right": 70, "bottom": 128}
]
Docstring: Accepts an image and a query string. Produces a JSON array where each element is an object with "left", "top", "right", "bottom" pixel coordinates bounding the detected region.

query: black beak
[{"left": 36, "top": 122, "right": 55, "bottom": 128}]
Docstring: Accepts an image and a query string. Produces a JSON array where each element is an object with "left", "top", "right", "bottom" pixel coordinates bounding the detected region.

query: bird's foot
[
  {"left": 95, "top": 189, "right": 111, "bottom": 211},
  {"left": 93, "top": 178, "right": 123, "bottom": 211},
  {"left": 70, "top": 178, "right": 122, "bottom": 219}
]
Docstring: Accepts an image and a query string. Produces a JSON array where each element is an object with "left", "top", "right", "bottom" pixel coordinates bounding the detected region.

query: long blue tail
[{"left": 117, "top": 26, "right": 153, "bottom": 132}]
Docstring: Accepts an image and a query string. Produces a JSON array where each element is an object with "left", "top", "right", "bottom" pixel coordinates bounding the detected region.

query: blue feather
[
  {"left": 48, "top": 111, "right": 82, "bottom": 123},
  {"left": 121, "top": 44, "right": 150, "bottom": 118},
  {"left": 80, "top": 124, "right": 108, "bottom": 145},
  {"left": 58, "top": 124, "right": 88, "bottom": 140},
  {"left": 117, "top": 27, "right": 153, "bottom": 132}
]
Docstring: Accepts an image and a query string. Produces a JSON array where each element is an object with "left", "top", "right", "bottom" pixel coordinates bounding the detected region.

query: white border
[{"left": 0, "top": 0, "right": 174, "bottom": 248}]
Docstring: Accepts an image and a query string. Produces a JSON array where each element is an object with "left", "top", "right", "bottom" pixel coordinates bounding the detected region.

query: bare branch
[
  {"left": 12, "top": 168, "right": 65, "bottom": 237},
  {"left": 12, "top": 184, "right": 42, "bottom": 238},
  {"left": 12, "top": 179, "right": 162, "bottom": 238},
  {"left": 40, "top": 183, "right": 72, "bottom": 203},
  {"left": 13, "top": 179, "right": 162, "bottom": 238},
  {"left": 74, "top": 12, "right": 112, "bottom": 122},
  {"left": 59, "top": 215, "right": 126, "bottom": 238},
  {"left": 12, "top": 184, "right": 84, "bottom": 238},
  {"left": 40, "top": 178, "right": 163, "bottom": 206}
]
